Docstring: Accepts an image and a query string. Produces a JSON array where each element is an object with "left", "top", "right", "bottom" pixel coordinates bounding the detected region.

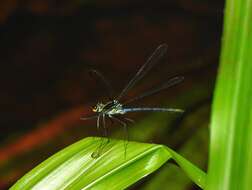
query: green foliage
[
  {"left": 206, "top": 0, "right": 252, "bottom": 189},
  {"left": 10, "top": 137, "right": 205, "bottom": 190},
  {"left": 9, "top": 0, "right": 252, "bottom": 188}
]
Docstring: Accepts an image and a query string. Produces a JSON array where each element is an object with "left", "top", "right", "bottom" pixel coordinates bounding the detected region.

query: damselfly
[{"left": 81, "top": 44, "right": 184, "bottom": 158}]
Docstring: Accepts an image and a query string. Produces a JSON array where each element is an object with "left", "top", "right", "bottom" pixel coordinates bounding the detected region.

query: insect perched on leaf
[{"left": 81, "top": 44, "right": 184, "bottom": 158}]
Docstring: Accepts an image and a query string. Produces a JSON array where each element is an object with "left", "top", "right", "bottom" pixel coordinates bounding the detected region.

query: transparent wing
[
  {"left": 89, "top": 69, "right": 114, "bottom": 100},
  {"left": 123, "top": 76, "right": 184, "bottom": 105},
  {"left": 116, "top": 44, "right": 168, "bottom": 100}
]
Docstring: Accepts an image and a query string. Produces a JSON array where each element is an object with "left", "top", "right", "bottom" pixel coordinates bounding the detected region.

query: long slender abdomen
[{"left": 123, "top": 107, "right": 184, "bottom": 113}]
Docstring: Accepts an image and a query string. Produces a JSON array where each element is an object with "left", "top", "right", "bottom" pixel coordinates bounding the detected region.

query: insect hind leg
[
  {"left": 110, "top": 115, "right": 130, "bottom": 158},
  {"left": 91, "top": 114, "right": 110, "bottom": 158}
]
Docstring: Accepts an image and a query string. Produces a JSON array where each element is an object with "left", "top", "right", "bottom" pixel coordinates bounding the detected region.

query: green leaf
[
  {"left": 143, "top": 122, "right": 209, "bottom": 190},
  {"left": 206, "top": 0, "right": 252, "bottom": 189},
  {"left": 10, "top": 137, "right": 206, "bottom": 190}
]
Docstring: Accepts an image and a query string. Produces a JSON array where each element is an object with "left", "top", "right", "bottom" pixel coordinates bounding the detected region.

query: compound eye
[{"left": 92, "top": 105, "right": 97, "bottom": 112}]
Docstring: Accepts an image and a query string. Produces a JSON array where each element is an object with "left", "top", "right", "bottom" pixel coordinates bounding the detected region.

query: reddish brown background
[{"left": 0, "top": 0, "right": 223, "bottom": 189}]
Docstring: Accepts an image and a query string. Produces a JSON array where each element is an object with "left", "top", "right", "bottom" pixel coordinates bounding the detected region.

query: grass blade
[
  {"left": 207, "top": 0, "right": 252, "bottom": 189},
  {"left": 10, "top": 137, "right": 206, "bottom": 190}
]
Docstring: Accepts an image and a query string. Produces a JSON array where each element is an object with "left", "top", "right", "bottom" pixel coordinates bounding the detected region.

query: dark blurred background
[{"left": 0, "top": 0, "right": 224, "bottom": 189}]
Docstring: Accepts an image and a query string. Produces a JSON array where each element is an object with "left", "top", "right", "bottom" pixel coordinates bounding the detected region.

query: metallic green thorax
[{"left": 92, "top": 100, "right": 125, "bottom": 115}]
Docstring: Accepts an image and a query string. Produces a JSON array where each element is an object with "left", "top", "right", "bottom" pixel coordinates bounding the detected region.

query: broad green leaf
[
  {"left": 11, "top": 137, "right": 206, "bottom": 190},
  {"left": 143, "top": 116, "right": 209, "bottom": 190},
  {"left": 207, "top": 0, "right": 252, "bottom": 189}
]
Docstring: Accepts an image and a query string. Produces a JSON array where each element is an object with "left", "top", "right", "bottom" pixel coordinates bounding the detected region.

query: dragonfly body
[
  {"left": 81, "top": 44, "right": 184, "bottom": 158},
  {"left": 92, "top": 100, "right": 183, "bottom": 117}
]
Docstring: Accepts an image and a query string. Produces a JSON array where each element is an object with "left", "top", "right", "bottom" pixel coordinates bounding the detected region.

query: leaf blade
[{"left": 10, "top": 137, "right": 206, "bottom": 190}]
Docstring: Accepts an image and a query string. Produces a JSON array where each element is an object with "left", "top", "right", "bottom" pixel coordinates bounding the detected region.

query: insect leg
[
  {"left": 92, "top": 114, "right": 104, "bottom": 158},
  {"left": 80, "top": 115, "right": 98, "bottom": 120},
  {"left": 102, "top": 114, "right": 110, "bottom": 144},
  {"left": 110, "top": 115, "right": 129, "bottom": 158},
  {"left": 122, "top": 117, "right": 135, "bottom": 124},
  {"left": 97, "top": 114, "right": 100, "bottom": 130}
]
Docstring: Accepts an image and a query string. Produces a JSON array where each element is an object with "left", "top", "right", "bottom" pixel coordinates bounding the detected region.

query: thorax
[{"left": 93, "top": 100, "right": 125, "bottom": 115}]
